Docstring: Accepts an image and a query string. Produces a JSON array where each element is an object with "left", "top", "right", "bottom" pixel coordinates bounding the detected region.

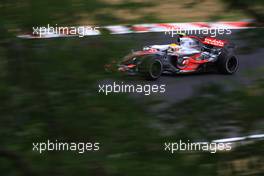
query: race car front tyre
[
  {"left": 218, "top": 56, "right": 239, "bottom": 74},
  {"left": 138, "top": 58, "right": 163, "bottom": 80}
]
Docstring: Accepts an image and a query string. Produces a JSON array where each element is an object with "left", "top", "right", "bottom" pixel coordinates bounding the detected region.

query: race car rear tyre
[
  {"left": 138, "top": 57, "right": 163, "bottom": 80},
  {"left": 218, "top": 56, "right": 238, "bottom": 74}
]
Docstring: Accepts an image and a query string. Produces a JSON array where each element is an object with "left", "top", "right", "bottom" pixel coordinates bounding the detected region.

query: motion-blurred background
[{"left": 0, "top": 0, "right": 264, "bottom": 175}]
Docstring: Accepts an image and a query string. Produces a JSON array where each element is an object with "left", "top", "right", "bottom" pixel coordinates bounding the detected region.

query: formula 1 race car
[{"left": 117, "top": 35, "right": 238, "bottom": 80}]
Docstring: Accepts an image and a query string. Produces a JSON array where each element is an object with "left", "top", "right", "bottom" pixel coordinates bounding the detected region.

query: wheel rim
[
  {"left": 150, "top": 61, "right": 162, "bottom": 78},
  {"left": 227, "top": 57, "right": 238, "bottom": 73}
]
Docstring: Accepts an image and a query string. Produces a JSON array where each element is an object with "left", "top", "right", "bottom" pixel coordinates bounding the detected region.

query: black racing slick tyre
[
  {"left": 138, "top": 57, "right": 163, "bottom": 80},
  {"left": 218, "top": 55, "right": 239, "bottom": 74}
]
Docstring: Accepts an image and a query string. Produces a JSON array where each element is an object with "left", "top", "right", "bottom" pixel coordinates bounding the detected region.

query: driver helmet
[
  {"left": 169, "top": 43, "right": 178, "bottom": 47},
  {"left": 168, "top": 43, "right": 179, "bottom": 52}
]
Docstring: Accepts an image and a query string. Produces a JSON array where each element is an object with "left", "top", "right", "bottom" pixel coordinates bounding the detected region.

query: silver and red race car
[{"left": 117, "top": 35, "right": 238, "bottom": 80}]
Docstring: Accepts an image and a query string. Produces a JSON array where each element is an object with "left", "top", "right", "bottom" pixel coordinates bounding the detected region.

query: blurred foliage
[
  {"left": 221, "top": 0, "right": 264, "bottom": 24},
  {"left": 0, "top": 0, "right": 264, "bottom": 176},
  {"left": 0, "top": 0, "right": 156, "bottom": 29},
  {"left": 0, "top": 35, "right": 263, "bottom": 175}
]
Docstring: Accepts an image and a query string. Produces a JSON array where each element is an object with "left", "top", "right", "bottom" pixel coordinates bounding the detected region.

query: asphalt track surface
[
  {"left": 110, "top": 29, "right": 264, "bottom": 143},
  {"left": 101, "top": 29, "right": 264, "bottom": 104}
]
